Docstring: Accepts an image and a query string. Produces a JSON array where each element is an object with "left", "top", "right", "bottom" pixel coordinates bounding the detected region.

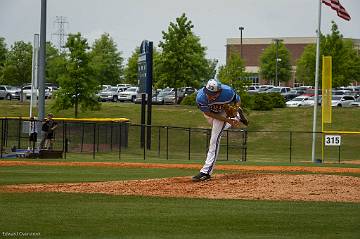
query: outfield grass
[
  {"left": 1, "top": 100, "right": 360, "bottom": 131},
  {"left": 0, "top": 193, "right": 359, "bottom": 239}
]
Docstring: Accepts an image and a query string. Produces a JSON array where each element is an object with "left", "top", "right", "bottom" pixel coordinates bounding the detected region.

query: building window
[{"left": 243, "top": 75, "right": 259, "bottom": 85}]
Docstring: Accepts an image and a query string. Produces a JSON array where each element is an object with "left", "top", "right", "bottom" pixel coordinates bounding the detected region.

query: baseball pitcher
[{"left": 192, "top": 79, "right": 248, "bottom": 182}]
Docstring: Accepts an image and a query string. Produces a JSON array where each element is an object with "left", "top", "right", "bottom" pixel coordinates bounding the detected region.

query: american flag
[{"left": 322, "top": 0, "right": 351, "bottom": 21}]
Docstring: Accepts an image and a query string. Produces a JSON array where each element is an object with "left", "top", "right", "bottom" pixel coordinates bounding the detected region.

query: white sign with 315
[{"left": 324, "top": 135, "right": 341, "bottom": 146}]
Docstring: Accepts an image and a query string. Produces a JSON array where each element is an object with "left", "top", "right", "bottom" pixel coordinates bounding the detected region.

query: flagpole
[{"left": 311, "top": 0, "right": 322, "bottom": 163}]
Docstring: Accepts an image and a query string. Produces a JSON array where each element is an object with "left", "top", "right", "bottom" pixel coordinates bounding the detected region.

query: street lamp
[
  {"left": 273, "top": 38, "right": 283, "bottom": 86},
  {"left": 239, "top": 27, "right": 244, "bottom": 59}
]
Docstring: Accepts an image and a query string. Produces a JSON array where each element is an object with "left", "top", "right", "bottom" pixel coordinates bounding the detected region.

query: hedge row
[{"left": 181, "top": 92, "right": 285, "bottom": 111}]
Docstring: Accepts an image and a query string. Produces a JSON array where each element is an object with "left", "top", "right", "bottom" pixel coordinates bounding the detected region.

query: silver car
[
  {"left": 0, "top": 85, "right": 21, "bottom": 100},
  {"left": 331, "top": 95, "right": 355, "bottom": 107},
  {"left": 285, "top": 96, "right": 310, "bottom": 107}
]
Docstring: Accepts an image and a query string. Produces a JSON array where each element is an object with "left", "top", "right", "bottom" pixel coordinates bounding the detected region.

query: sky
[{"left": 1, "top": 0, "right": 359, "bottom": 66}]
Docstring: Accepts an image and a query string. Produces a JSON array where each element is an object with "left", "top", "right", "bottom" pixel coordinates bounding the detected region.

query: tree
[
  {"left": 295, "top": 44, "right": 316, "bottom": 86},
  {"left": 124, "top": 46, "right": 162, "bottom": 87},
  {"left": 321, "top": 23, "right": 360, "bottom": 86},
  {"left": 217, "top": 53, "right": 247, "bottom": 91},
  {"left": 46, "top": 42, "right": 67, "bottom": 84},
  {"left": 157, "top": 13, "right": 209, "bottom": 89},
  {"left": 2, "top": 41, "right": 32, "bottom": 86},
  {"left": 89, "top": 33, "right": 124, "bottom": 86},
  {"left": 52, "top": 33, "right": 100, "bottom": 118},
  {"left": 259, "top": 41, "right": 292, "bottom": 85},
  {"left": 296, "top": 21, "right": 360, "bottom": 87},
  {"left": 124, "top": 47, "right": 140, "bottom": 86},
  {"left": 0, "top": 37, "right": 7, "bottom": 82}
]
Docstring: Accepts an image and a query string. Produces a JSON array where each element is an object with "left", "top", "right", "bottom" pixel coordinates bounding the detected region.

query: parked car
[
  {"left": 284, "top": 90, "right": 302, "bottom": 101},
  {"left": 285, "top": 96, "right": 310, "bottom": 107},
  {"left": 21, "top": 85, "right": 51, "bottom": 100},
  {"left": 290, "top": 87, "right": 307, "bottom": 95},
  {"left": 163, "top": 87, "right": 196, "bottom": 104},
  {"left": 101, "top": 85, "right": 112, "bottom": 91},
  {"left": 264, "top": 87, "right": 291, "bottom": 94},
  {"left": 331, "top": 95, "right": 355, "bottom": 107},
  {"left": 350, "top": 97, "right": 360, "bottom": 107},
  {"left": 178, "top": 87, "right": 196, "bottom": 102},
  {"left": 180, "top": 87, "right": 196, "bottom": 96},
  {"left": 246, "top": 85, "right": 260, "bottom": 94},
  {"left": 46, "top": 85, "right": 58, "bottom": 98},
  {"left": 258, "top": 85, "right": 275, "bottom": 92},
  {"left": 303, "top": 89, "right": 322, "bottom": 97},
  {"left": 263, "top": 86, "right": 292, "bottom": 100},
  {"left": 163, "top": 91, "right": 178, "bottom": 104},
  {"left": 332, "top": 89, "right": 352, "bottom": 95},
  {"left": 45, "top": 83, "right": 59, "bottom": 93},
  {"left": 134, "top": 89, "right": 162, "bottom": 104},
  {"left": 152, "top": 89, "right": 174, "bottom": 105},
  {"left": 0, "top": 85, "right": 21, "bottom": 100},
  {"left": 302, "top": 96, "right": 322, "bottom": 107},
  {"left": 118, "top": 87, "right": 139, "bottom": 102},
  {"left": 98, "top": 87, "right": 126, "bottom": 102},
  {"left": 333, "top": 87, "right": 360, "bottom": 98}
]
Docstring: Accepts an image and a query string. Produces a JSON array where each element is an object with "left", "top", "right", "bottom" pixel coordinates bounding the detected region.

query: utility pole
[
  {"left": 273, "top": 38, "right": 283, "bottom": 86},
  {"left": 52, "top": 16, "right": 68, "bottom": 52},
  {"left": 239, "top": 27, "right": 244, "bottom": 58},
  {"left": 38, "top": 0, "right": 47, "bottom": 122}
]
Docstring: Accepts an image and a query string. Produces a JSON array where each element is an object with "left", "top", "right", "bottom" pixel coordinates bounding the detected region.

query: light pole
[
  {"left": 239, "top": 27, "right": 244, "bottom": 58},
  {"left": 273, "top": 38, "right": 282, "bottom": 86}
]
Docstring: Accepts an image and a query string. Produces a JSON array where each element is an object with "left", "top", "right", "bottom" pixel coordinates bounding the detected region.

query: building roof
[{"left": 227, "top": 37, "right": 360, "bottom": 46}]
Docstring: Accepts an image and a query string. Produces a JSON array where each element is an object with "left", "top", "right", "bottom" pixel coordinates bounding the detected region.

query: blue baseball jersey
[{"left": 196, "top": 84, "right": 240, "bottom": 113}]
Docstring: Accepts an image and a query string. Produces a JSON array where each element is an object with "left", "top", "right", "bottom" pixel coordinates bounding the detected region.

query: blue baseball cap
[{"left": 204, "top": 79, "right": 222, "bottom": 95}]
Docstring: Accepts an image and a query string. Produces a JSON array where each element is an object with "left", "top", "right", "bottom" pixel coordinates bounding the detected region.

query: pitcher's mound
[{"left": 2, "top": 173, "right": 359, "bottom": 202}]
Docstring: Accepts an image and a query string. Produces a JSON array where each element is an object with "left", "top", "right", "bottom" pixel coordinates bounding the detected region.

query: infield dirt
[{"left": 0, "top": 161, "right": 359, "bottom": 203}]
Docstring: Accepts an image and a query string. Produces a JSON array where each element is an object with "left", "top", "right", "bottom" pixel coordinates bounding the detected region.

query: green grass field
[
  {"left": 0, "top": 192, "right": 359, "bottom": 239},
  {"left": 0, "top": 101, "right": 359, "bottom": 238},
  {"left": 0, "top": 165, "right": 359, "bottom": 239}
]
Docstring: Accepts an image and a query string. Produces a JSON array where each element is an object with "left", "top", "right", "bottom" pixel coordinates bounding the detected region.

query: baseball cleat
[{"left": 192, "top": 172, "right": 211, "bottom": 182}]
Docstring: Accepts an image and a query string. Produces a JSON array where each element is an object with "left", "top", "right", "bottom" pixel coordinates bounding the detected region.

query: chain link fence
[
  {"left": 0, "top": 118, "right": 247, "bottom": 162},
  {"left": 1, "top": 118, "right": 359, "bottom": 163}
]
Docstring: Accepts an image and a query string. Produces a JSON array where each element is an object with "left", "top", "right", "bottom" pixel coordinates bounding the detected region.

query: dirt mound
[{"left": 2, "top": 173, "right": 359, "bottom": 203}]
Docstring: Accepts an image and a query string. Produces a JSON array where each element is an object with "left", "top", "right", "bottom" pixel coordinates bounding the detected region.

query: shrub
[
  {"left": 268, "top": 93, "right": 286, "bottom": 108},
  {"left": 239, "top": 92, "right": 253, "bottom": 110},
  {"left": 180, "top": 93, "right": 197, "bottom": 106},
  {"left": 251, "top": 93, "right": 273, "bottom": 111}
]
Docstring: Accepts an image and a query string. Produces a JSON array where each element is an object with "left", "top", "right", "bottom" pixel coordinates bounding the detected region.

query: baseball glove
[
  {"left": 237, "top": 106, "right": 249, "bottom": 126},
  {"left": 224, "top": 103, "right": 249, "bottom": 126},
  {"left": 223, "top": 103, "right": 239, "bottom": 118}
]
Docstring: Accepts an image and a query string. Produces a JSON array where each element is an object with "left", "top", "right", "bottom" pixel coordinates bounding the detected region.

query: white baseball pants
[{"left": 200, "top": 112, "right": 240, "bottom": 175}]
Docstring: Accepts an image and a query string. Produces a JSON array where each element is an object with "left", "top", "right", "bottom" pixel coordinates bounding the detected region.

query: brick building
[{"left": 226, "top": 37, "right": 360, "bottom": 87}]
